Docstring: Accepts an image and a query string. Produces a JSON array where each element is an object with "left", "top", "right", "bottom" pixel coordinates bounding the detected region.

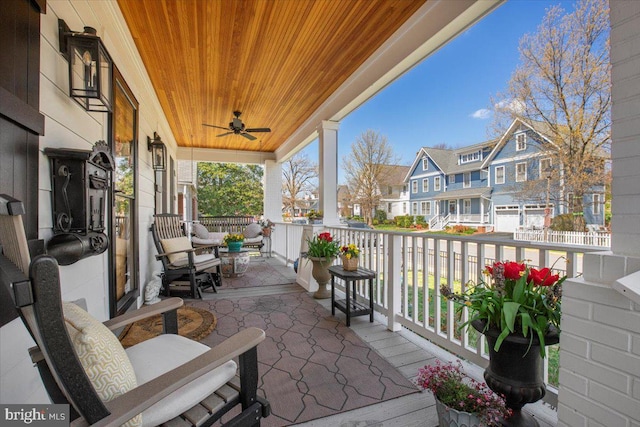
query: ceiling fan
[{"left": 202, "top": 111, "right": 271, "bottom": 141}]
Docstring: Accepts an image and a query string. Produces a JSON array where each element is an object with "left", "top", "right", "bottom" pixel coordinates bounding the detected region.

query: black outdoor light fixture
[
  {"left": 58, "top": 19, "right": 113, "bottom": 113},
  {"left": 148, "top": 132, "right": 167, "bottom": 171}
]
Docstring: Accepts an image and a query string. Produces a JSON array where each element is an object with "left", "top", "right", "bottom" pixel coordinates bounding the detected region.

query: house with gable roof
[{"left": 406, "top": 118, "right": 606, "bottom": 232}]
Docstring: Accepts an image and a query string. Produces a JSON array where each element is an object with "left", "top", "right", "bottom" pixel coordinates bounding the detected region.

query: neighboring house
[
  {"left": 405, "top": 119, "right": 606, "bottom": 232},
  {"left": 376, "top": 165, "right": 410, "bottom": 220}
]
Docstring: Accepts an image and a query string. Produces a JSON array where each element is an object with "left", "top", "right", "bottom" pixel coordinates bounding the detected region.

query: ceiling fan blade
[
  {"left": 203, "top": 123, "right": 231, "bottom": 131},
  {"left": 241, "top": 132, "right": 257, "bottom": 141},
  {"left": 217, "top": 132, "right": 234, "bottom": 137},
  {"left": 245, "top": 127, "right": 271, "bottom": 133}
]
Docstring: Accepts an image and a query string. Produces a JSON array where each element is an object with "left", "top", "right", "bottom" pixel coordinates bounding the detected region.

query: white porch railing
[
  {"left": 514, "top": 229, "right": 611, "bottom": 248},
  {"left": 270, "top": 224, "right": 598, "bottom": 407}
]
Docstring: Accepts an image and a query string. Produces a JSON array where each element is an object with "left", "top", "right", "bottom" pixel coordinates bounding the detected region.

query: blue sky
[{"left": 301, "top": 0, "right": 577, "bottom": 180}]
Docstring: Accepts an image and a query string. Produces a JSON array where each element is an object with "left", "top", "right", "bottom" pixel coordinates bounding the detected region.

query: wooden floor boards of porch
[{"left": 206, "top": 258, "right": 557, "bottom": 427}]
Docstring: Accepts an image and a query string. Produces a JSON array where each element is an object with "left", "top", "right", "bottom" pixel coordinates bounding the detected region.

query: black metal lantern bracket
[
  {"left": 148, "top": 132, "right": 167, "bottom": 171},
  {"left": 58, "top": 19, "right": 113, "bottom": 113}
]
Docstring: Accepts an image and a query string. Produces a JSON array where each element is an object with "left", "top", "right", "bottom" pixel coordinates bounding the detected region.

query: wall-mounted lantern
[
  {"left": 58, "top": 19, "right": 113, "bottom": 113},
  {"left": 148, "top": 132, "right": 167, "bottom": 171}
]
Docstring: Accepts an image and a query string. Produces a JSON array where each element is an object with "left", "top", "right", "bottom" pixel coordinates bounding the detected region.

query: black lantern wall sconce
[
  {"left": 148, "top": 132, "right": 167, "bottom": 171},
  {"left": 58, "top": 19, "right": 113, "bottom": 113}
]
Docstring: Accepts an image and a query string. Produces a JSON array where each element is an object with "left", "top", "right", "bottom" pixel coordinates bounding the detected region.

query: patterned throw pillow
[
  {"left": 192, "top": 223, "right": 210, "bottom": 239},
  {"left": 160, "top": 236, "right": 192, "bottom": 264},
  {"left": 62, "top": 302, "right": 142, "bottom": 427},
  {"left": 243, "top": 223, "right": 263, "bottom": 239}
]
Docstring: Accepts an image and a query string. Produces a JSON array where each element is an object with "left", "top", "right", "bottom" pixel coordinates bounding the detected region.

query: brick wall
[{"left": 557, "top": 1, "right": 640, "bottom": 425}]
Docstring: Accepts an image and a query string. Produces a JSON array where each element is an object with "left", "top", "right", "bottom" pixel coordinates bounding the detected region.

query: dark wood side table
[{"left": 328, "top": 265, "right": 376, "bottom": 327}]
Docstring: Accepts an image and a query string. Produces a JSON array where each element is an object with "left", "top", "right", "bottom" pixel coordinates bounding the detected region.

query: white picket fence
[{"left": 514, "top": 229, "right": 611, "bottom": 247}]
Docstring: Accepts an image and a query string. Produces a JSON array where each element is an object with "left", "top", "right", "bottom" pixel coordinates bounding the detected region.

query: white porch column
[
  {"left": 318, "top": 121, "right": 340, "bottom": 226},
  {"left": 557, "top": 2, "right": 640, "bottom": 426},
  {"left": 480, "top": 198, "right": 485, "bottom": 224},
  {"left": 263, "top": 159, "right": 282, "bottom": 222}
]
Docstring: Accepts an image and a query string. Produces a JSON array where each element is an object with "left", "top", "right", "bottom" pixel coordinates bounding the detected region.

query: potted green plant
[
  {"left": 223, "top": 233, "right": 245, "bottom": 252},
  {"left": 416, "top": 360, "right": 511, "bottom": 427},
  {"left": 441, "top": 260, "right": 566, "bottom": 426},
  {"left": 305, "top": 231, "right": 340, "bottom": 298}
]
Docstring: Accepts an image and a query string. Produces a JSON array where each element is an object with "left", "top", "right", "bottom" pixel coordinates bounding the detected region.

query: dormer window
[
  {"left": 516, "top": 133, "right": 527, "bottom": 151},
  {"left": 459, "top": 150, "right": 481, "bottom": 164},
  {"left": 422, "top": 157, "right": 428, "bottom": 170}
]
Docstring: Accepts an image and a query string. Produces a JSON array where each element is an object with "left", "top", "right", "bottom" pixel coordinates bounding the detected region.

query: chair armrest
[
  {"left": 71, "top": 327, "right": 266, "bottom": 427},
  {"left": 103, "top": 298, "right": 183, "bottom": 331}
]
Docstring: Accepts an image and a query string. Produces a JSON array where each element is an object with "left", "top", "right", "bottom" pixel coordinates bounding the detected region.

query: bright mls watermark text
[{"left": 0, "top": 405, "right": 68, "bottom": 426}]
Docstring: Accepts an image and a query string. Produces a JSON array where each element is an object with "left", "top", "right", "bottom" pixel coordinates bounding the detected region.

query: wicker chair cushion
[
  {"left": 126, "top": 334, "right": 237, "bottom": 427},
  {"left": 62, "top": 302, "right": 142, "bottom": 427}
]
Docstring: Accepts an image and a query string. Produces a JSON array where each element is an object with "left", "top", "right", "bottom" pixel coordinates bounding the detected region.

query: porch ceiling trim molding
[{"left": 275, "top": 0, "right": 504, "bottom": 163}]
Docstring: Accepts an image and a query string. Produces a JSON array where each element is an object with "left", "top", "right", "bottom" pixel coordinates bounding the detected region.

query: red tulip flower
[{"left": 528, "top": 267, "right": 560, "bottom": 287}]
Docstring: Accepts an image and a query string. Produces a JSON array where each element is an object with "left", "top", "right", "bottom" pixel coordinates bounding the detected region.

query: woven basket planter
[{"left": 341, "top": 255, "right": 359, "bottom": 271}]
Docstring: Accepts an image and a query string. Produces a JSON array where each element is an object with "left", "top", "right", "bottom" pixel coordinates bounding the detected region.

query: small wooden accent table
[{"left": 328, "top": 265, "right": 376, "bottom": 327}]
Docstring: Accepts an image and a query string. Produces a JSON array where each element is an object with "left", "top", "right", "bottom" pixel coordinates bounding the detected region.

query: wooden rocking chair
[
  {"left": 0, "top": 195, "right": 270, "bottom": 426},
  {"left": 151, "top": 214, "right": 223, "bottom": 299}
]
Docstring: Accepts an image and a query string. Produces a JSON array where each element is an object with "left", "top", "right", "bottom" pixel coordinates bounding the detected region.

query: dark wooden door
[
  {"left": 0, "top": 0, "right": 46, "bottom": 241},
  {"left": 0, "top": 0, "right": 45, "bottom": 327}
]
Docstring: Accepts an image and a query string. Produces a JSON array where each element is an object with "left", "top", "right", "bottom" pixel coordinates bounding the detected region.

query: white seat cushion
[
  {"left": 192, "top": 232, "right": 228, "bottom": 246},
  {"left": 170, "top": 253, "right": 220, "bottom": 268},
  {"left": 126, "top": 334, "right": 237, "bottom": 427},
  {"left": 62, "top": 302, "right": 142, "bottom": 427}
]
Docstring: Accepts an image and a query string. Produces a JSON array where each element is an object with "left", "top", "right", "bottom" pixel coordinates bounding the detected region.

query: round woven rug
[{"left": 118, "top": 305, "right": 216, "bottom": 348}]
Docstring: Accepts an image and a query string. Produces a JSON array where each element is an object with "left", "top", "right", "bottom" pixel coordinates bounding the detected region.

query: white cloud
[
  {"left": 470, "top": 109, "right": 491, "bottom": 120},
  {"left": 495, "top": 99, "right": 525, "bottom": 114}
]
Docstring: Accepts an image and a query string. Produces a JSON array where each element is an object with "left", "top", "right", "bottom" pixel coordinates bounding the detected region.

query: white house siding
[
  {"left": 557, "top": 1, "right": 640, "bottom": 426},
  {"left": 0, "top": 0, "right": 175, "bottom": 404}
]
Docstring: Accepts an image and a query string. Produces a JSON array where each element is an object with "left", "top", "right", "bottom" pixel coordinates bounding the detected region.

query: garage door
[
  {"left": 525, "top": 209, "right": 545, "bottom": 229},
  {"left": 495, "top": 207, "right": 520, "bottom": 232}
]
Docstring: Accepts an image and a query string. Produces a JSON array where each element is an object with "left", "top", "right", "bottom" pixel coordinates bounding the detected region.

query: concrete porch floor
[{"left": 206, "top": 256, "right": 557, "bottom": 427}]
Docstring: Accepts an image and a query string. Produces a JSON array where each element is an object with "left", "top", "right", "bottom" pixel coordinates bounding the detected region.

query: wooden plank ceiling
[{"left": 116, "top": 0, "right": 427, "bottom": 153}]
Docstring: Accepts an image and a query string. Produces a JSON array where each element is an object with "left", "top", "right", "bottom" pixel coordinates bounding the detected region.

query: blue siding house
[{"left": 405, "top": 119, "right": 606, "bottom": 232}]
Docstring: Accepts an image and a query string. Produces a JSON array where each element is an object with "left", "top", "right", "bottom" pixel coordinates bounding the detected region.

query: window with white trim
[
  {"left": 434, "top": 176, "right": 441, "bottom": 191},
  {"left": 593, "top": 194, "right": 602, "bottom": 215},
  {"left": 463, "top": 199, "right": 471, "bottom": 215},
  {"left": 495, "top": 166, "right": 505, "bottom": 184},
  {"left": 422, "top": 178, "right": 429, "bottom": 192},
  {"left": 412, "top": 202, "right": 418, "bottom": 215},
  {"left": 459, "top": 150, "right": 481, "bottom": 164},
  {"left": 425, "top": 201, "right": 431, "bottom": 215},
  {"left": 422, "top": 157, "right": 428, "bottom": 171},
  {"left": 387, "top": 203, "right": 392, "bottom": 213},
  {"left": 463, "top": 172, "right": 471, "bottom": 188},
  {"left": 402, "top": 202, "right": 407, "bottom": 214},
  {"left": 420, "top": 201, "right": 427, "bottom": 214},
  {"left": 540, "top": 158, "right": 552, "bottom": 178},
  {"left": 516, "top": 133, "right": 527, "bottom": 151},
  {"left": 516, "top": 162, "right": 527, "bottom": 182},
  {"left": 411, "top": 180, "right": 418, "bottom": 193}
]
